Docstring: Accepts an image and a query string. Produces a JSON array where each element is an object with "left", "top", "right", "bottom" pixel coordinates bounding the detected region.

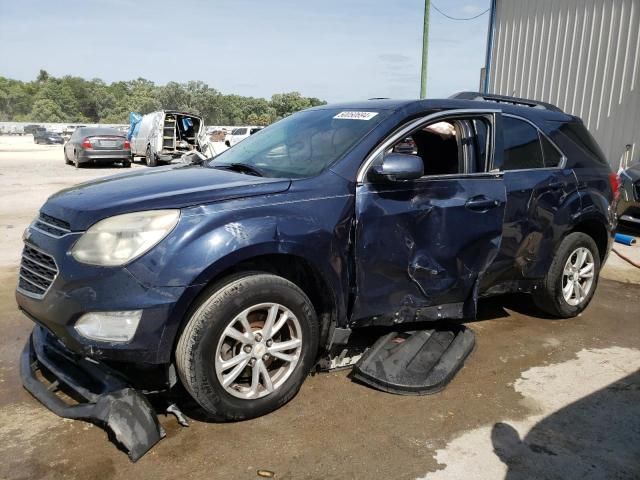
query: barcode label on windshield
[{"left": 333, "top": 111, "right": 379, "bottom": 120}]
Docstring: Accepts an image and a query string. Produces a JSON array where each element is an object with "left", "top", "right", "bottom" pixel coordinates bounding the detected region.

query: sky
[{"left": 0, "top": 0, "right": 491, "bottom": 102}]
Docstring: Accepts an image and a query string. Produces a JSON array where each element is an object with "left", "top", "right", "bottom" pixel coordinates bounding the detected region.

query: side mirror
[{"left": 372, "top": 153, "right": 424, "bottom": 181}]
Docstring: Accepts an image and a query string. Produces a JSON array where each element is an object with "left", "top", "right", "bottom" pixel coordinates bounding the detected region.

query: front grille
[
  {"left": 33, "top": 212, "right": 71, "bottom": 237},
  {"left": 18, "top": 245, "right": 58, "bottom": 298}
]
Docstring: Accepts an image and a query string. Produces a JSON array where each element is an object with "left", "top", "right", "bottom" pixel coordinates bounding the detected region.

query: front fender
[{"left": 126, "top": 185, "right": 354, "bottom": 330}]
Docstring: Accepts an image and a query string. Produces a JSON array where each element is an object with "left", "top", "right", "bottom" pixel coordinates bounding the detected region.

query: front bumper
[
  {"left": 21, "top": 325, "right": 164, "bottom": 461},
  {"left": 16, "top": 228, "right": 191, "bottom": 365}
]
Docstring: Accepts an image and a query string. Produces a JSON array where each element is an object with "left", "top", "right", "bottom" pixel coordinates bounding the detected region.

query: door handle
[{"left": 465, "top": 196, "right": 500, "bottom": 211}]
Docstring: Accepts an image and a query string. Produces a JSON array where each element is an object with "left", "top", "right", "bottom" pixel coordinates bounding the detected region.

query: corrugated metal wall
[{"left": 488, "top": 0, "right": 640, "bottom": 168}]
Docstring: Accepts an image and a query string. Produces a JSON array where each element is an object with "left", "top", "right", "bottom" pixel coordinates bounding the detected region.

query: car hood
[{"left": 42, "top": 164, "right": 292, "bottom": 230}]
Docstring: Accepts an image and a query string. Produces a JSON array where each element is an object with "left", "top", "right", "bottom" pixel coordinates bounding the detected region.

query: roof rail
[{"left": 449, "top": 91, "right": 563, "bottom": 113}]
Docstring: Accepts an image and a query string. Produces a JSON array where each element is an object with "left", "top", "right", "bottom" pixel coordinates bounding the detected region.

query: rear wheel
[
  {"left": 533, "top": 232, "right": 600, "bottom": 318},
  {"left": 73, "top": 151, "right": 81, "bottom": 169},
  {"left": 63, "top": 148, "right": 71, "bottom": 165},
  {"left": 176, "top": 273, "right": 319, "bottom": 421},
  {"left": 145, "top": 146, "right": 157, "bottom": 167},
  {"left": 122, "top": 159, "right": 131, "bottom": 168}
]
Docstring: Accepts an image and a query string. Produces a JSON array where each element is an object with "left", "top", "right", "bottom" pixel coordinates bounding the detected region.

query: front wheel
[
  {"left": 176, "top": 273, "right": 319, "bottom": 421},
  {"left": 533, "top": 232, "right": 601, "bottom": 318}
]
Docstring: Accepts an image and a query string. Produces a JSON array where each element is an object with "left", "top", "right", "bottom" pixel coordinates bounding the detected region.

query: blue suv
[{"left": 17, "top": 93, "right": 617, "bottom": 459}]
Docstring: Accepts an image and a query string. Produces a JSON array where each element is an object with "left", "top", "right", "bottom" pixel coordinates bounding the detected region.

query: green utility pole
[{"left": 420, "top": 0, "right": 431, "bottom": 99}]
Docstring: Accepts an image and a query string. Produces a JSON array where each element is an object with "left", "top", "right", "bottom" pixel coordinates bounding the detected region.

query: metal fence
[{"left": 487, "top": 0, "right": 640, "bottom": 169}]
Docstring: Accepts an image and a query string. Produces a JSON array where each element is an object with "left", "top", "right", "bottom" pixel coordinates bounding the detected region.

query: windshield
[{"left": 210, "top": 108, "right": 387, "bottom": 178}]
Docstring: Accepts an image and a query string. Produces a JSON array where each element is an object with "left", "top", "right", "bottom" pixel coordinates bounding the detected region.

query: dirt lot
[{"left": 0, "top": 135, "right": 639, "bottom": 480}]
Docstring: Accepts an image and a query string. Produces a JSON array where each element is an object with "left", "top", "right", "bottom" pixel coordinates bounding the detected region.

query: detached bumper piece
[
  {"left": 351, "top": 326, "right": 475, "bottom": 395},
  {"left": 21, "top": 326, "right": 164, "bottom": 461}
]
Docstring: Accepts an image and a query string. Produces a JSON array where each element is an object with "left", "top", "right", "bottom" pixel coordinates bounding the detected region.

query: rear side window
[
  {"left": 540, "top": 135, "right": 563, "bottom": 167},
  {"left": 559, "top": 121, "right": 608, "bottom": 165},
  {"left": 501, "top": 116, "right": 544, "bottom": 170}
]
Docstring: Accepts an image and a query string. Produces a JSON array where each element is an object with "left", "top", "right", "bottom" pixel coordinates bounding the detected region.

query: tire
[
  {"left": 533, "top": 232, "right": 601, "bottom": 318},
  {"left": 176, "top": 273, "right": 319, "bottom": 421},
  {"left": 73, "top": 151, "right": 81, "bottom": 169},
  {"left": 63, "top": 148, "right": 71, "bottom": 165},
  {"left": 122, "top": 159, "right": 132, "bottom": 168},
  {"left": 145, "top": 146, "right": 157, "bottom": 167}
]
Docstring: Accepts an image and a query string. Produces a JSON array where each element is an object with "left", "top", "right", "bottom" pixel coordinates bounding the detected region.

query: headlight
[{"left": 71, "top": 210, "right": 180, "bottom": 266}]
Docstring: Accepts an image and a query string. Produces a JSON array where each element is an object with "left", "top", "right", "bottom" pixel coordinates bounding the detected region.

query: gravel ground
[{"left": 0, "top": 135, "right": 638, "bottom": 480}]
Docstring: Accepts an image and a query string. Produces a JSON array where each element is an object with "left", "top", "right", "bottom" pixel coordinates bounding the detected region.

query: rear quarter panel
[{"left": 545, "top": 119, "right": 615, "bottom": 249}]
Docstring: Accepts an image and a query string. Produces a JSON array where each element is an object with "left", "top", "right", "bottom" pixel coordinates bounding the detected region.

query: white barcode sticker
[{"left": 333, "top": 111, "right": 379, "bottom": 120}]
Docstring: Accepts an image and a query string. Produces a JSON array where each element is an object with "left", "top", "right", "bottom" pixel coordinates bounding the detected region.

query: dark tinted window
[
  {"left": 540, "top": 134, "right": 563, "bottom": 167},
  {"left": 501, "top": 116, "right": 544, "bottom": 170},
  {"left": 472, "top": 119, "right": 490, "bottom": 172},
  {"left": 559, "top": 121, "right": 608, "bottom": 165}
]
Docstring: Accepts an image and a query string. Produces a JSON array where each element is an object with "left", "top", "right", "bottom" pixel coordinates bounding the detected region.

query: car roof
[{"left": 310, "top": 98, "right": 574, "bottom": 122}]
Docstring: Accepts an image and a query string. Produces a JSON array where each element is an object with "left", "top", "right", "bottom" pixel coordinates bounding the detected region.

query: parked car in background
[
  {"left": 224, "top": 126, "right": 263, "bottom": 147},
  {"left": 0, "top": 125, "right": 24, "bottom": 135},
  {"left": 617, "top": 162, "right": 640, "bottom": 227},
  {"left": 18, "top": 93, "right": 616, "bottom": 460},
  {"left": 34, "top": 130, "right": 64, "bottom": 144},
  {"left": 63, "top": 126, "right": 131, "bottom": 168},
  {"left": 24, "top": 124, "right": 43, "bottom": 135},
  {"left": 129, "top": 110, "right": 214, "bottom": 167},
  {"left": 62, "top": 125, "right": 85, "bottom": 140}
]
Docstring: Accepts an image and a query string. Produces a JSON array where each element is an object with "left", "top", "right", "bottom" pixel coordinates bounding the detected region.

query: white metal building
[{"left": 484, "top": 0, "right": 640, "bottom": 168}]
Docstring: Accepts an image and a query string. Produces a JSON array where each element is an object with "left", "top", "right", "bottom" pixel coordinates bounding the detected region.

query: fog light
[{"left": 74, "top": 310, "right": 142, "bottom": 343}]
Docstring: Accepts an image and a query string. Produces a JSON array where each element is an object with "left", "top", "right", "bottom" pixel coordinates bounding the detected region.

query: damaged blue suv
[{"left": 17, "top": 93, "right": 616, "bottom": 459}]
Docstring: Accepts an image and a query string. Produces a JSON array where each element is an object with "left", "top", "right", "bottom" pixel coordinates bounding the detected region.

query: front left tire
[{"left": 176, "top": 273, "right": 319, "bottom": 421}]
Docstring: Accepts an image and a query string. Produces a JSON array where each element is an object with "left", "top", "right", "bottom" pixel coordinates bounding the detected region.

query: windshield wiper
[{"left": 214, "top": 163, "right": 264, "bottom": 177}]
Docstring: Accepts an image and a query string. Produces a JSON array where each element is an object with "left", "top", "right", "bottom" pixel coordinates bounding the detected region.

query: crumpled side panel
[{"left": 352, "top": 177, "right": 506, "bottom": 324}]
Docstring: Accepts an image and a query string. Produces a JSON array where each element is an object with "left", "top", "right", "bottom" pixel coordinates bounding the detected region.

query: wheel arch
[
  {"left": 168, "top": 251, "right": 341, "bottom": 362},
  {"left": 569, "top": 217, "right": 610, "bottom": 261}
]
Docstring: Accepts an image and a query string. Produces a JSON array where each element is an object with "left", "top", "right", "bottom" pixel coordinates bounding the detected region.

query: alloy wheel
[
  {"left": 215, "top": 303, "right": 303, "bottom": 399},
  {"left": 561, "top": 247, "right": 595, "bottom": 306}
]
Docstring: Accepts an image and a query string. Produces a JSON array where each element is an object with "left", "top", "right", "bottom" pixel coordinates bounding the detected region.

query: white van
[
  {"left": 130, "top": 110, "right": 217, "bottom": 166},
  {"left": 224, "top": 126, "right": 263, "bottom": 147}
]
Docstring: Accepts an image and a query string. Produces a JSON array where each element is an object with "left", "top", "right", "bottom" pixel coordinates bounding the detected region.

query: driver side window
[{"left": 375, "top": 116, "right": 492, "bottom": 178}]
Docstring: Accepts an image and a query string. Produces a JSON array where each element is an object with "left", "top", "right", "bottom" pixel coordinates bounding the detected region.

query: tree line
[{"left": 0, "top": 70, "right": 326, "bottom": 126}]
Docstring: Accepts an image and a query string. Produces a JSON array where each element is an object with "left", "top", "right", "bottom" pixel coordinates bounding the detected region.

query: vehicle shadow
[
  {"left": 491, "top": 371, "right": 640, "bottom": 479},
  {"left": 475, "top": 293, "right": 557, "bottom": 322}
]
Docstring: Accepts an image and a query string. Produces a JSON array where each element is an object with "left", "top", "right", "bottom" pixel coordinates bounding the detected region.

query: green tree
[
  {"left": 30, "top": 98, "right": 64, "bottom": 122},
  {"left": 0, "top": 73, "right": 325, "bottom": 125}
]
